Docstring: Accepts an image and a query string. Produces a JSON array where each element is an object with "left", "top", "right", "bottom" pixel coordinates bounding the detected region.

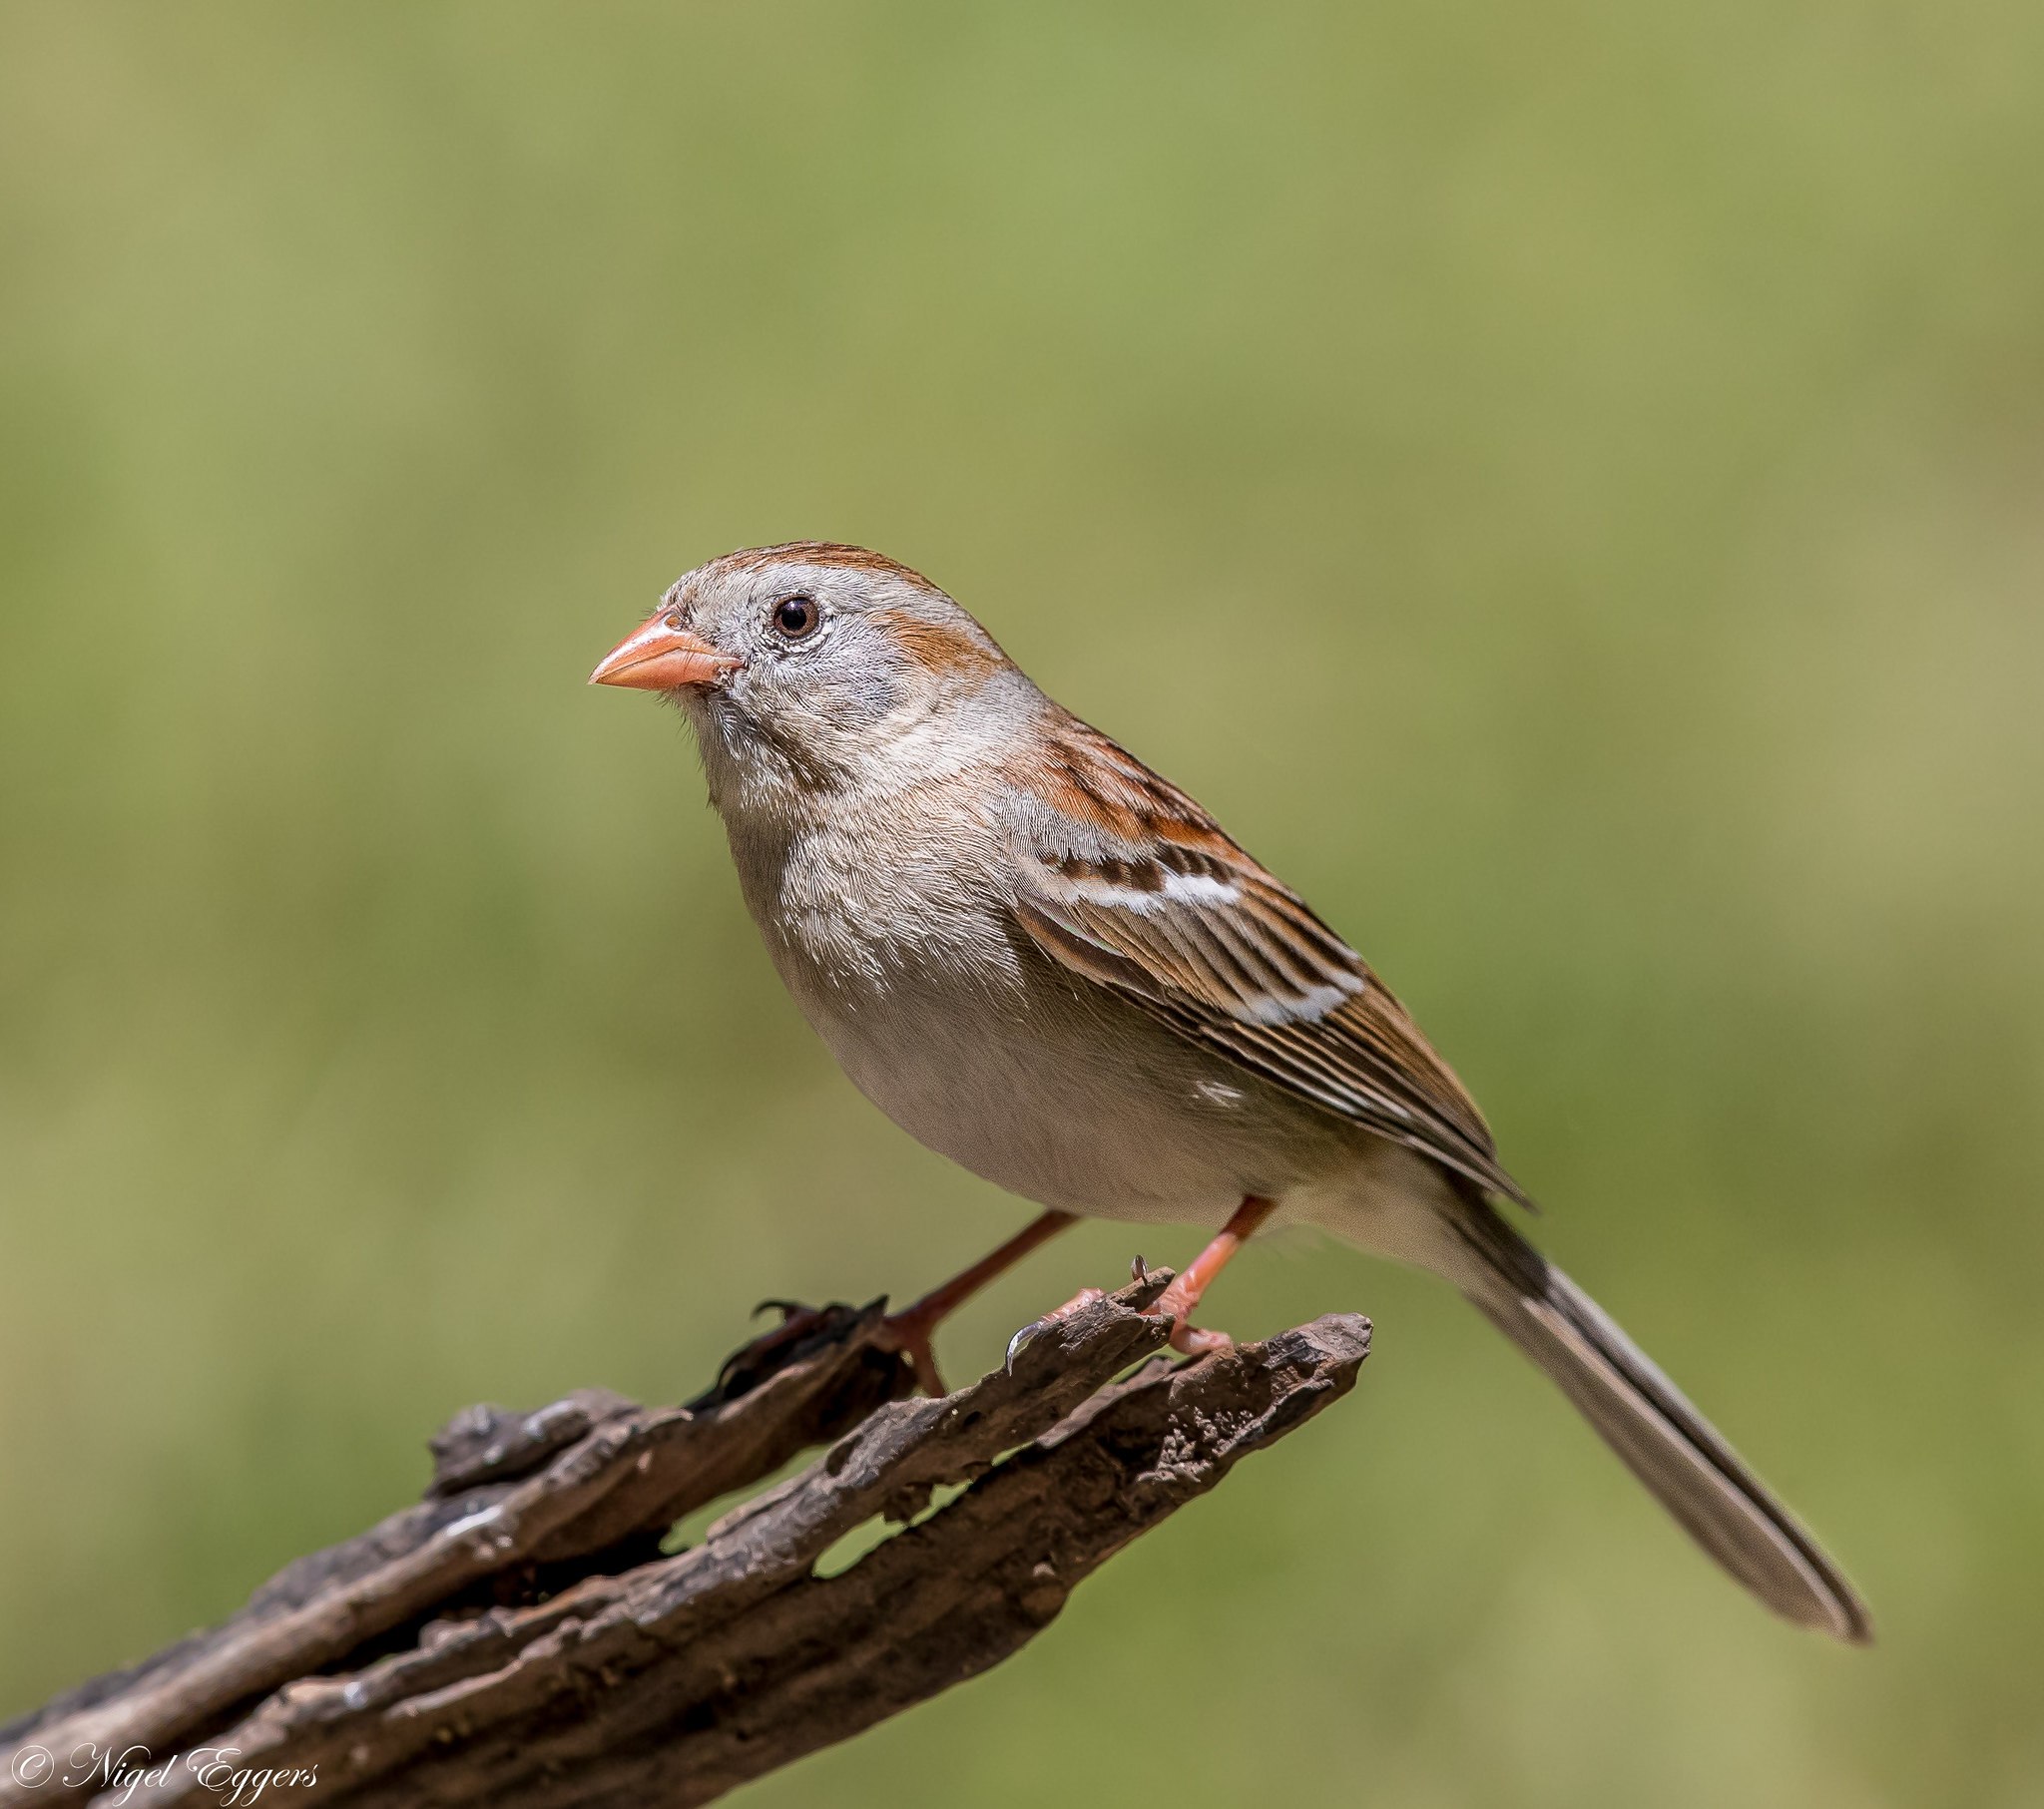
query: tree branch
[{"left": 1, "top": 1274, "right": 1369, "bottom": 1809}]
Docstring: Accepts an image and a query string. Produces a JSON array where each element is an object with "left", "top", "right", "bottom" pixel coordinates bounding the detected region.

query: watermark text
[{"left": 8, "top": 1742, "right": 318, "bottom": 1806}]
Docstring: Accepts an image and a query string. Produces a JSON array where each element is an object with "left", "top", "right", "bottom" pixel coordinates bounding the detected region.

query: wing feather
[{"left": 1008, "top": 714, "right": 1530, "bottom": 1205}]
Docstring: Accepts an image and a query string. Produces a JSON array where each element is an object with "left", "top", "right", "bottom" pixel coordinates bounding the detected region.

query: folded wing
[{"left": 1006, "top": 714, "right": 1529, "bottom": 1206}]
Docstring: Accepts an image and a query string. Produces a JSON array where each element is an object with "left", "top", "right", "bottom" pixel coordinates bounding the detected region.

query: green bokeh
[{"left": 3, "top": 5, "right": 2040, "bottom": 1802}]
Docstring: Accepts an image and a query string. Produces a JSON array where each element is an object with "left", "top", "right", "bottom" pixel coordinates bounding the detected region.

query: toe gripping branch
[{"left": 0, "top": 1278, "right": 1370, "bottom": 1809}]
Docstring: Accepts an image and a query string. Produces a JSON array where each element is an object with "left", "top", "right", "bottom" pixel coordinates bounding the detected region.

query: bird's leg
[
  {"left": 877, "top": 1208, "right": 1080, "bottom": 1396},
  {"left": 1148, "top": 1194, "right": 1278, "bottom": 1355},
  {"left": 1004, "top": 1196, "right": 1279, "bottom": 1375}
]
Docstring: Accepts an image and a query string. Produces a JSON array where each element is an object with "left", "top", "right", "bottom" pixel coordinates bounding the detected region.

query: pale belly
[{"left": 777, "top": 940, "right": 1359, "bottom": 1228}]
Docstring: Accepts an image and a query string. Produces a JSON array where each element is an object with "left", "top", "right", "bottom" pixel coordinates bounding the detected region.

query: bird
[{"left": 590, "top": 540, "right": 1872, "bottom": 1643}]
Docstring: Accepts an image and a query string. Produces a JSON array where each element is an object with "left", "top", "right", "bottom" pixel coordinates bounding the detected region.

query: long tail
[{"left": 1445, "top": 1199, "right": 1872, "bottom": 1642}]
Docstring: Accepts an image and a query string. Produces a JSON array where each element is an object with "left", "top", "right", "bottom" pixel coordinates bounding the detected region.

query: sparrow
[{"left": 591, "top": 541, "right": 1871, "bottom": 1643}]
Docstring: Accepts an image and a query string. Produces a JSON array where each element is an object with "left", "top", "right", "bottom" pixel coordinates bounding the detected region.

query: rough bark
[{"left": 1, "top": 1274, "right": 1369, "bottom": 1809}]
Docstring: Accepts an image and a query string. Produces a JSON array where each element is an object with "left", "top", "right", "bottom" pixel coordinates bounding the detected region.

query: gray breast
[{"left": 715, "top": 766, "right": 1352, "bottom": 1225}]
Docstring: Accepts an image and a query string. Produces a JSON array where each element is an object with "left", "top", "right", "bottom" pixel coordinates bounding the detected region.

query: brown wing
[{"left": 1007, "top": 714, "right": 1530, "bottom": 1206}]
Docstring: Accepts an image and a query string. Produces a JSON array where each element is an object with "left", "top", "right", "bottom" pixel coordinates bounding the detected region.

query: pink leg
[
  {"left": 1010, "top": 1195, "right": 1280, "bottom": 1372},
  {"left": 1149, "top": 1195, "right": 1278, "bottom": 1355},
  {"left": 878, "top": 1209, "right": 1080, "bottom": 1396}
]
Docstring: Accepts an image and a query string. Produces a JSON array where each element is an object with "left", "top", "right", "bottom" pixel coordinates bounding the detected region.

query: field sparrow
[{"left": 592, "top": 542, "right": 1871, "bottom": 1643}]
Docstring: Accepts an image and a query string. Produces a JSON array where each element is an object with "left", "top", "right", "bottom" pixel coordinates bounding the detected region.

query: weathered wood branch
[{"left": 1, "top": 1274, "right": 1369, "bottom": 1809}]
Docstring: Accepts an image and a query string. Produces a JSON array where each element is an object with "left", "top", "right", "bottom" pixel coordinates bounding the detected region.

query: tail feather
[{"left": 1449, "top": 1203, "right": 1872, "bottom": 1643}]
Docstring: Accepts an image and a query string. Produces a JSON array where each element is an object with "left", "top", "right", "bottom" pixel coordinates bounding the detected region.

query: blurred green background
[{"left": 3, "top": 3, "right": 2040, "bottom": 1802}]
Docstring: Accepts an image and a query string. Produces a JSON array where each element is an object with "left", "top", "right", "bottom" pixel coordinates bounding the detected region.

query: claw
[
  {"left": 751, "top": 1298, "right": 806, "bottom": 1323},
  {"left": 1130, "top": 1253, "right": 1148, "bottom": 1283},
  {"left": 1005, "top": 1319, "right": 1047, "bottom": 1373},
  {"left": 1005, "top": 1286, "right": 1109, "bottom": 1375}
]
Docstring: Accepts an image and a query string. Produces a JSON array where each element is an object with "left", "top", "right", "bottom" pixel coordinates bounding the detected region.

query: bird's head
[{"left": 591, "top": 543, "right": 1026, "bottom": 811}]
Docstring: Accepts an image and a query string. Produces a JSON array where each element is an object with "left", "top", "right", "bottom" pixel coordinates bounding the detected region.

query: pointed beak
[{"left": 589, "top": 615, "right": 742, "bottom": 691}]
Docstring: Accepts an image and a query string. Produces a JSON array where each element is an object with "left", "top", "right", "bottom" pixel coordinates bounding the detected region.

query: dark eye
[{"left": 771, "top": 596, "right": 819, "bottom": 641}]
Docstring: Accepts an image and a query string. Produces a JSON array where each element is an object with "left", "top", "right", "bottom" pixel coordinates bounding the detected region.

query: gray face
[{"left": 660, "top": 548, "right": 1015, "bottom": 807}]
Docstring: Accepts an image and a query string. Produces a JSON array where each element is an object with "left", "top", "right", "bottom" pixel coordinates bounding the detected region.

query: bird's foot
[
  {"left": 1148, "top": 1265, "right": 1237, "bottom": 1359},
  {"left": 873, "top": 1306, "right": 952, "bottom": 1398},
  {"left": 1004, "top": 1286, "right": 1110, "bottom": 1372},
  {"left": 1005, "top": 1244, "right": 1239, "bottom": 1371},
  {"left": 1164, "top": 1318, "right": 1235, "bottom": 1357},
  {"left": 1135, "top": 1195, "right": 1278, "bottom": 1361},
  {"left": 690, "top": 1298, "right": 876, "bottom": 1410}
]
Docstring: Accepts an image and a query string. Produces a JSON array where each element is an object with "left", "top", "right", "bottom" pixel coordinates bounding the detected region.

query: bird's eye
[{"left": 771, "top": 596, "right": 820, "bottom": 641}]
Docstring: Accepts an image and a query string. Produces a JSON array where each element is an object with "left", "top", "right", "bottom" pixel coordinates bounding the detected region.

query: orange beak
[{"left": 589, "top": 615, "right": 742, "bottom": 691}]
